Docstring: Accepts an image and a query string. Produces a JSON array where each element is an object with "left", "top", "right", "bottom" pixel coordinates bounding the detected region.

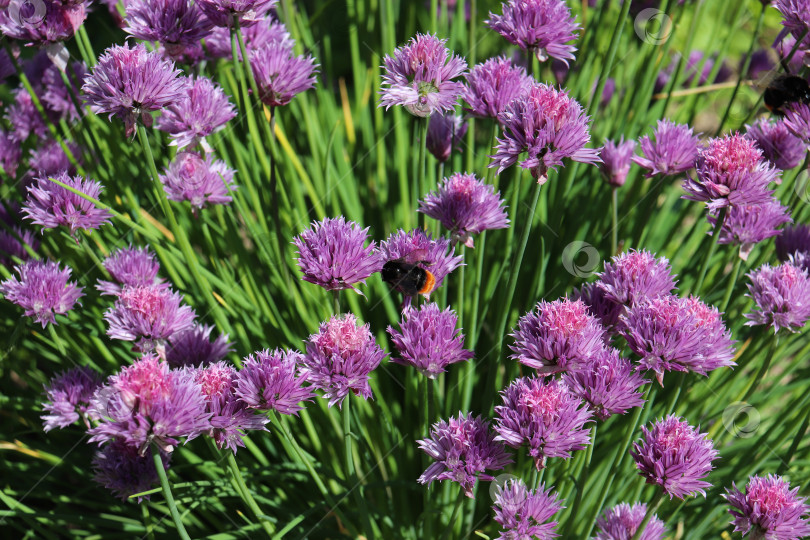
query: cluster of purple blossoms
[
  {"left": 570, "top": 282, "right": 624, "bottom": 334},
  {"left": 0, "top": 259, "right": 83, "bottom": 327},
  {"left": 486, "top": 0, "right": 580, "bottom": 64},
  {"left": 6, "top": 88, "right": 48, "bottom": 143},
  {"left": 774, "top": 0, "right": 810, "bottom": 63},
  {"left": 631, "top": 415, "right": 718, "bottom": 500},
  {"left": 724, "top": 474, "right": 810, "bottom": 540},
  {"left": 125, "top": 0, "right": 213, "bottom": 58},
  {"left": 598, "top": 249, "right": 678, "bottom": 307},
  {"left": 495, "top": 376, "right": 592, "bottom": 470},
  {"left": 197, "top": 0, "right": 277, "bottom": 27},
  {"left": 166, "top": 324, "right": 232, "bottom": 367},
  {"left": 379, "top": 228, "right": 464, "bottom": 295},
  {"left": 632, "top": 120, "right": 699, "bottom": 177},
  {"left": 387, "top": 303, "right": 473, "bottom": 379},
  {"left": 0, "top": 129, "right": 22, "bottom": 177},
  {"left": 418, "top": 172, "right": 509, "bottom": 248},
  {"left": 744, "top": 261, "right": 810, "bottom": 333},
  {"left": 158, "top": 76, "right": 236, "bottom": 150},
  {"left": 776, "top": 224, "right": 810, "bottom": 271},
  {"left": 0, "top": 0, "right": 87, "bottom": 46},
  {"left": 41, "top": 62, "right": 86, "bottom": 123},
  {"left": 203, "top": 16, "right": 292, "bottom": 59},
  {"left": 490, "top": 83, "right": 599, "bottom": 184},
  {"left": 745, "top": 117, "right": 806, "bottom": 171},
  {"left": 97, "top": 245, "right": 164, "bottom": 296},
  {"left": 380, "top": 33, "right": 467, "bottom": 117},
  {"left": 426, "top": 112, "right": 467, "bottom": 162},
  {"left": 462, "top": 56, "right": 533, "bottom": 120},
  {"left": 0, "top": 201, "right": 39, "bottom": 266},
  {"left": 235, "top": 349, "right": 314, "bottom": 415},
  {"left": 250, "top": 43, "right": 318, "bottom": 107},
  {"left": 82, "top": 43, "right": 186, "bottom": 137},
  {"left": 509, "top": 298, "right": 605, "bottom": 374},
  {"left": 92, "top": 439, "right": 169, "bottom": 502},
  {"left": 159, "top": 151, "right": 237, "bottom": 212},
  {"left": 293, "top": 217, "right": 383, "bottom": 294},
  {"left": 594, "top": 502, "right": 667, "bottom": 540},
  {"left": 41, "top": 366, "right": 103, "bottom": 432},
  {"left": 26, "top": 140, "right": 81, "bottom": 183},
  {"left": 600, "top": 137, "right": 637, "bottom": 188},
  {"left": 708, "top": 200, "right": 792, "bottom": 261},
  {"left": 784, "top": 99, "right": 810, "bottom": 143},
  {"left": 492, "top": 478, "right": 563, "bottom": 540},
  {"left": 417, "top": 413, "right": 512, "bottom": 497},
  {"left": 302, "top": 314, "right": 386, "bottom": 408},
  {"left": 22, "top": 172, "right": 111, "bottom": 237}
]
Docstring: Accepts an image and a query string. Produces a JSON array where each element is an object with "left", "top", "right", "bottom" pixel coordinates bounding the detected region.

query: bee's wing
[{"left": 402, "top": 248, "right": 430, "bottom": 265}]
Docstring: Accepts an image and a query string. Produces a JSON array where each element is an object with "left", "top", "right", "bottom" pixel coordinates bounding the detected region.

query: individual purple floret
[
  {"left": 597, "top": 249, "right": 678, "bottom": 307},
  {"left": 0, "top": 0, "right": 86, "bottom": 45},
  {"left": 509, "top": 298, "right": 606, "bottom": 375},
  {"left": 562, "top": 348, "right": 647, "bottom": 421},
  {"left": 631, "top": 415, "right": 718, "bottom": 500},
  {"left": 379, "top": 33, "right": 467, "bottom": 117},
  {"left": 82, "top": 43, "right": 186, "bottom": 137},
  {"left": 88, "top": 355, "right": 211, "bottom": 453},
  {"left": 0, "top": 259, "right": 83, "bottom": 327},
  {"left": 41, "top": 61, "right": 86, "bottom": 123},
  {"left": 22, "top": 172, "right": 111, "bottom": 237},
  {"left": 632, "top": 120, "right": 700, "bottom": 177},
  {"left": 197, "top": 0, "right": 277, "bottom": 27},
  {"left": 97, "top": 245, "right": 164, "bottom": 296},
  {"left": 379, "top": 228, "right": 464, "bottom": 295},
  {"left": 125, "top": 0, "right": 213, "bottom": 57},
  {"left": 745, "top": 117, "right": 806, "bottom": 171},
  {"left": 462, "top": 55, "right": 533, "bottom": 119},
  {"left": 293, "top": 216, "right": 383, "bottom": 294},
  {"left": 387, "top": 303, "right": 473, "bottom": 379},
  {"left": 594, "top": 502, "right": 667, "bottom": 540},
  {"left": 724, "top": 474, "right": 810, "bottom": 540},
  {"left": 235, "top": 348, "right": 315, "bottom": 415},
  {"left": 92, "top": 440, "right": 169, "bottom": 502},
  {"left": 426, "top": 112, "right": 467, "bottom": 162},
  {"left": 0, "top": 130, "right": 22, "bottom": 177},
  {"left": 683, "top": 133, "right": 779, "bottom": 211},
  {"left": 158, "top": 76, "right": 236, "bottom": 150},
  {"left": 495, "top": 376, "right": 592, "bottom": 470},
  {"left": 600, "top": 137, "right": 637, "bottom": 188},
  {"left": 302, "top": 314, "right": 386, "bottom": 408},
  {"left": 159, "top": 151, "right": 237, "bottom": 211},
  {"left": 41, "top": 366, "right": 103, "bottom": 432},
  {"left": 708, "top": 200, "right": 792, "bottom": 260},
  {"left": 418, "top": 172, "right": 509, "bottom": 248},
  {"left": 490, "top": 83, "right": 599, "bottom": 184},
  {"left": 776, "top": 224, "right": 810, "bottom": 266},
  {"left": 492, "top": 478, "right": 563, "bottom": 540},
  {"left": 744, "top": 260, "right": 810, "bottom": 333},
  {"left": 620, "top": 295, "right": 736, "bottom": 385},
  {"left": 250, "top": 43, "right": 318, "bottom": 107},
  {"left": 203, "top": 17, "right": 292, "bottom": 60},
  {"left": 486, "top": 0, "right": 580, "bottom": 64},
  {"left": 166, "top": 324, "right": 231, "bottom": 367},
  {"left": 417, "top": 413, "right": 512, "bottom": 497}
]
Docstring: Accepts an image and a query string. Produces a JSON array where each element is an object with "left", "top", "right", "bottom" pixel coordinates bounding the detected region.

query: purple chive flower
[
  {"left": 159, "top": 151, "right": 236, "bottom": 211},
  {"left": 509, "top": 298, "right": 606, "bottom": 375},
  {"left": 0, "top": 259, "right": 83, "bottom": 327},
  {"left": 82, "top": 43, "right": 186, "bottom": 137},
  {"left": 41, "top": 366, "right": 103, "bottom": 432},
  {"left": 203, "top": 18, "right": 292, "bottom": 59},
  {"left": 22, "top": 172, "right": 111, "bottom": 236},
  {"left": 124, "top": 0, "right": 213, "bottom": 57},
  {"left": 594, "top": 502, "right": 667, "bottom": 540},
  {"left": 426, "top": 112, "right": 467, "bottom": 162},
  {"left": 418, "top": 172, "right": 509, "bottom": 248},
  {"left": 744, "top": 49, "right": 776, "bottom": 81},
  {"left": 744, "top": 261, "right": 810, "bottom": 333},
  {"left": 0, "top": 0, "right": 87, "bottom": 45},
  {"left": 92, "top": 440, "right": 169, "bottom": 502},
  {"left": 724, "top": 474, "right": 810, "bottom": 540},
  {"left": 235, "top": 349, "right": 315, "bottom": 415},
  {"left": 0, "top": 49, "right": 15, "bottom": 84},
  {"left": 490, "top": 83, "right": 599, "bottom": 184},
  {"left": 379, "top": 228, "right": 464, "bottom": 295},
  {"left": 745, "top": 117, "right": 806, "bottom": 171},
  {"left": 27, "top": 140, "right": 81, "bottom": 180},
  {"left": 5, "top": 87, "right": 48, "bottom": 143},
  {"left": 784, "top": 102, "right": 810, "bottom": 142},
  {"left": 620, "top": 295, "right": 736, "bottom": 385},
  {"left": 197, "top": 0, "right": 277, "bottom": 27},
  {"left": 708, "top": 200, "right": 792, "bottom": 260},
  {"left": 387, "top": 303, "right": 473, "bottom": 378},
  {"left": 562, "top": 348, "right": 648, "bottom": 421},
  {"left": 631, "top": 415, "right": 718, "bottom": 500},
  {"left": 486, "top": 0, "right": 580, "bottom": 64},
  {"left": 632, "top": 120, "right": 700, "bottom": 177},
  {"left": 88, "top": 355, "right": 211, "bottom": 453},
  {"left": 0, "top": 202, "right": 38, "bottom": 266},
  {"left": 417, "top": 413, "right": 512, "bottom": 497},
  {"left": 462, "top": 55, "right": 533, "bottom": 119},
  {"left": 493, "top": 478, "right": 563, "bottom": 540},
  {"left": 775, "top": 0, "right": 810, "bottom": 57},
  {"left": 250, "top": 44, "right": 318, "bottom": 107},
  {"left": 600, "top": 137, "right": 637, "bottom": 188},
  {"left": 166, "top": 324, "right": 232, "bottom": 367},
  {"left": 41, "top": 62, "right": 86, "bottom": 123},
  {"left": 570, "top": 282, "right": 625, "bottom": 332},
  {"left": 194, "top": 361, "right": 269, "bottom": 453},
  {"left": 683, "top": 133, "right": 779, "bottom": 211},
  {"left": 104, "top": 283, "right": 197, "bottom": 353},
  {"left": 495, "top": 376, "right": 592, "bottom": 470},
  {"left": 157, "top": 76, "right": 236, "bottom": 150},
  {"left": 293, "top": 216, "right": 383, "bottom": 294},
  {"left": 597, "top": 249, "right": 678, "bottom": 307},
  {"left": 379, "top": 33, "right": 467, "bottom": 117},
  {"left": 776, "top": 224, "right": 810, "bottom": 266},
  {"left": 302, "top": 314, "right": 386, "bottom": 408},
  {"left": 0, "top": 130, "right": 22, "bottom": 177},
  {"left": 97, "top": 245, "right": 164, "bottom": 296}
]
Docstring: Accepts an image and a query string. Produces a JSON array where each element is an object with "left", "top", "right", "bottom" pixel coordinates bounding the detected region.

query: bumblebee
[
  {"left": 381, "top": 250, "right": 436, "bottom": 297},
  {"left": 763, "top": 74, "right": 810, "bottom": 116}
]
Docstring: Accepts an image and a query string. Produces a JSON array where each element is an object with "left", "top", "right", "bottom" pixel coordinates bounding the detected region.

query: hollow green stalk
[{"left": 152, "top": 445, "right": 192, "bottom": 540}]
